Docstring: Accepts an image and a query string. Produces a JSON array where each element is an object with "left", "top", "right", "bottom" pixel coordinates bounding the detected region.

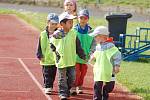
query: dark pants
[
  {"left": 57, "top": 66, "right": 75, "bottom": 97},
  {"left": 94, "top": 80, "right": 115, "bottom": 100},
  {"left": 42, "top": 65, "right": 57, "bottom": 88}
]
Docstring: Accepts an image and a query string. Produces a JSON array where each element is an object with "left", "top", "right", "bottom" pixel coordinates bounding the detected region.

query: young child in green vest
[
  {"left": 73, "top": 9, "right": 94, "bottom": 94},
  {"left": 36, "top": 13, "right": 59, "bottom": 94},
  {"left": 88, "top": 26, "right": 122, "bottom": 100},
  {"left": 51, "top": 12, "right": 86, "bottom": 100}
]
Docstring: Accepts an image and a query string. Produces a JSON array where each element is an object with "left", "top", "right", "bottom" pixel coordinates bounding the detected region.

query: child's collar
[
  {"left": 99, "top": 37, "right": 114, "bottom": 44},
  {"left": 58, "top": 27, "right": 69, "bottom": 34},
  {"left": 106, "top": 37, "right": 114, "bottom": 43}
]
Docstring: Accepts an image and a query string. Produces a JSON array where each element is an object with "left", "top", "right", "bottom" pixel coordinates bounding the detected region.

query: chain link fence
[
  {"left": 0, "top": 0, "right": 149, "bottom": 17},
  {"left": 0, "top": 0, "right": 63, "bottom": 6}
]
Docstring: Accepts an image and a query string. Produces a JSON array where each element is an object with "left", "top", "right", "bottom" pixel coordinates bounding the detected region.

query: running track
[{"left": 0, "top": 14, "right": 142, "bottom": 100}]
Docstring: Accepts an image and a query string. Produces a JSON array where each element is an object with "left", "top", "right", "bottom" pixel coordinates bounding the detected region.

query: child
[
  {"left": 51, "top": 12, "right": 86, "bottom": 100},
  {"left": 88, "top": 26, "right": 122, "bottom": 100},
  {"left": 64, "top": 0, "right": 77, "bottom": 16},
  {"left": 63, "top": 0, "right": 78, "bottom": 26},
  {"left": 36, "top": 13, "right": 59, "bottom": 94},
  {"left": 74, "top": 9, "right": 94, "bottom": 94}
]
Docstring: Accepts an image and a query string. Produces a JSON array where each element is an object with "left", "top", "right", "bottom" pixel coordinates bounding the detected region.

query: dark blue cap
[{"left": 78, "top": 9, "right": 89, "bottom": 18}]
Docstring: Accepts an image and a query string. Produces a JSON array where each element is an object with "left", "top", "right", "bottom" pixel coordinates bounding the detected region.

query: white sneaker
[
  {"left": 44, "top": 88, "right": 52, "bottom": 94},
  {"left": 60, "top": 95, "right": 67, "bottom": 100},
  {"left": 76, "top": 86, "right": 83, "bottom": 94},
  {"left": 70, "top": 87, "right": 77, "bottom": 95}
]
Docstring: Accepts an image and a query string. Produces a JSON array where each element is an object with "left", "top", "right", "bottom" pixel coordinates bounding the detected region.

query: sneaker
[
  {"left": 60, "top": 95, "right": 68, "bottom": 100},
  {"left": 76, "top": 86, "right": 83, "bottom": 94},
  {"left": 70, "top": 87, "right": 77, "bottom": 95},
  {"left": 44, "top": 88, "right": 52, "bottom": 94}
]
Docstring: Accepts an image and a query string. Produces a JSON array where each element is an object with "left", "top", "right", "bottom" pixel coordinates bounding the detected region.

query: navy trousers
[
  {"left": 93, "top": 76, "right": 115, "bottom": 100},
  {"left": 42, "top": 65, "right": 57, "bottom": 88}
]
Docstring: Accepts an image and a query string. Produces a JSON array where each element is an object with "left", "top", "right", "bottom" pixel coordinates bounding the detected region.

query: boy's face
[
  {"left": 95, "top": 34, "right": 108, "bottom": 43},
  {"left": 64, "top": 2, "right": 75, "bottom": 14},
  {"left": 47, "top": 21, "right": 58, "bottom": 31},
  {"left": 78, "top": 16, "right": 88, "bottom": 27},
  {"left": 61, "top": 19, "right": 73, "bottom": 32}
]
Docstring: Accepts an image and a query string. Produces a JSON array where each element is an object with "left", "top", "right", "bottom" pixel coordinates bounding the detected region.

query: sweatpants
[
  {"left": 75, "top": 63, "right": 88, "bottom": 87},
  {"left": 42, "top": 65, "right": 57, "bottom": 88},
  {"left": 93, "top": 75, "right": 115, "bottom": 100}
]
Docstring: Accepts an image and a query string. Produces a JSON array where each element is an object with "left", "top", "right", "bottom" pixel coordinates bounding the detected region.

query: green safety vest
[
  {"left": 75, "top": 30, "right": 93, "bottom": 64},
  {"left": 93, "top": 46, "right": 118, "bottom": 82},
  {"left": 40, "top": 30, "right": 55, "bottom": 65},
  {"left": 52, "top": 29, "right": 77, "bottom": 68}
]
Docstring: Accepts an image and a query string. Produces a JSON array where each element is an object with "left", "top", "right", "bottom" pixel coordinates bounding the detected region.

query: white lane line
[
  {"left": 0, "top": 57, "right": 17, "bottom": 59},
  {"left": 0, "top": 61, "right": 18, "bottom": 64},
  {"left": 21, "top": 58, "right": 37, "bottom": 60},
  {"left": 18, "top": 58, "right": 52, "bottom": 100},
  {"left": 0, "top": 90, "right": 30, "bottom": 93},
  {"left": 0, "top": 57, "right": 37, "bottom": 60},
  {"left": 0, "top": 74, "right": 21, "bottom": 77}
]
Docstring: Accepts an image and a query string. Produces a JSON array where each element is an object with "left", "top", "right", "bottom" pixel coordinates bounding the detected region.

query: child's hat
[
  {"left": 78, "top": 9, "right": 89, "bottom": 19},
  {"left": 47, "top": 13, "right": 59, "bottom": 23},
  {"left": 64, "top": 0, "right": 76, "bottom": 5},
  {"left": 89, "top": 26, "right": 109, "bottom": 37},
  {"left": 59, "top": 12, "right": 76, "bottom": 23}
]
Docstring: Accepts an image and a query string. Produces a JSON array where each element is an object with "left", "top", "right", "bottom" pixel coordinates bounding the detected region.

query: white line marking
[
  {"left": 18, "top": 58, "right": 52, "bottom": 100},
  {"left": 0, "top": 57, "right": 17, "bottom": 59},
  {"left": 0, "top": 74, "right": 21, "bottom": 77},
  {"left": 0, "top": 90, "right": 30, "bottom": 93},
  {"left": 0, "top": 61, "right": 17, "bottom": 64},
  {"left": 21, "top": 58, "right": 37, "bottom": 60},
  {"left": 0, "top": 57, "right": 37, "bottom": 60}
]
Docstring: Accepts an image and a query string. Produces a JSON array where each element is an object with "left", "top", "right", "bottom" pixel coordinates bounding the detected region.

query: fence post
[
  {"left": 48, "top": 0, "right": 51, "bottom": 6},
  {"left": 95, "top": 0, "right": 100, "bottom": 8},
  {"left": 96, "top": 0, "right": 100, "bottom": 4},
  {"left": 33, "top": 0, "right": 36, "bottom": 5}
]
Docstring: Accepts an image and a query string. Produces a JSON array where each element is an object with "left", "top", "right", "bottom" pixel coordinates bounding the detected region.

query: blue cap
[
  {"left": 78, "top": 9, "right": 89, "bottom": 18},
  {"left": 47, "top": 13, "right": 59, "bottom": 23}
]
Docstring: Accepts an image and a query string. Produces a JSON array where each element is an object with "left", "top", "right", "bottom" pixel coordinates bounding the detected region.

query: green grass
[
  {"left": 78, "top": 0, "right": 150, "bottom": 8},
  {"left": 117, "top": 61, "right": 150, "bottom": 99},
  {"left": 0, "top": 9, "right": 46, "bottom": 30},
  {"left": 2, "top": 0, "right": 150, "bottom": 8},
  {"left": 0, "top": 9, "right": 150, "bottom": 99}
]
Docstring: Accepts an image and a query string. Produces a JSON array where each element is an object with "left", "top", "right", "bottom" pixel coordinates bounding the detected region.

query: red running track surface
[{"left": 0, "top": 15, "right": 142, "bottom": 100}]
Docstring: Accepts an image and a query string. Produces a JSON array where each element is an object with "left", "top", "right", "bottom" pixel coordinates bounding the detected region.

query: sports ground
[{"left": 0, "top": 14, "right": 142, "bottom": 100}]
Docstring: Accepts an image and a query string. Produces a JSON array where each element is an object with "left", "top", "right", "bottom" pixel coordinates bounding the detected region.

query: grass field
[
  {"left": 79, "top": 0, "right": 150, "bottom": 8},
  {"left": 117, "top": 61, "right": 150, "bottom": 100},
  {"left": 0, "top": 9, "right": 150, "bottom": 99},
  {"left": 1, "top": 0, "right": 150, "bottom": 8}
]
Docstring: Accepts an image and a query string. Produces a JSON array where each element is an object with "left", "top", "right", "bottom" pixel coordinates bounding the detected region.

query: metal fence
[{"left": 0, "top": 0, "right": 63, "bottom": 6}]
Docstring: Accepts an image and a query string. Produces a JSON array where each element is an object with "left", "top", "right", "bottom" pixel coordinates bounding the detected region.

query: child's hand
[
  {"left": 84, "top": 57, "right": 89, "bottom": 63},
  {"left": 113, "top": 65, "right": 120, "bottom": 74},
  {"left": 86, "top": 61, "right": 94, "bottom": 67},
  {"left": 87, "top": 54, "right": 95, "bottom": 67},
  {"left": 40, "top": 58, "right": 44, "bottom": 62}
]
